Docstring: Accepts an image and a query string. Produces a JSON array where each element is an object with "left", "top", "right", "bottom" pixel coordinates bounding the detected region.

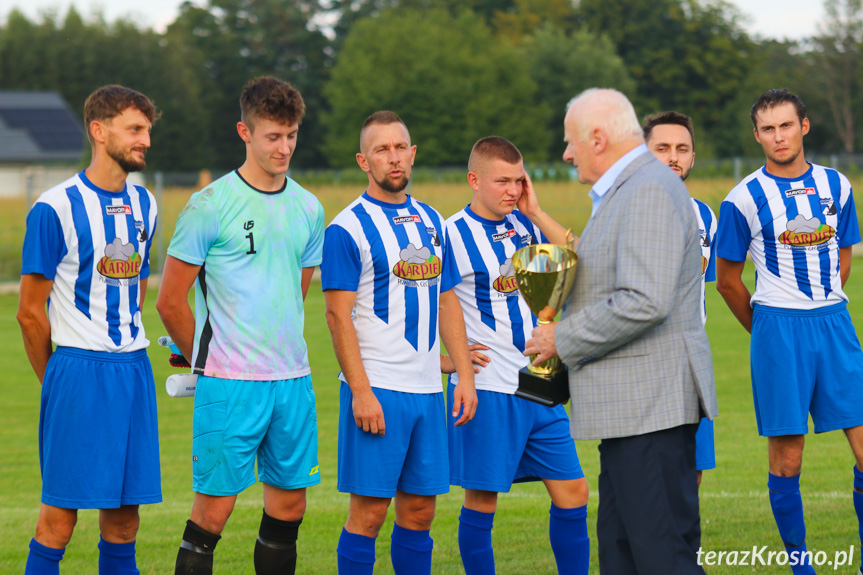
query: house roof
[{"left": 0, "top": 92, "right": 85, "bottom": 163}]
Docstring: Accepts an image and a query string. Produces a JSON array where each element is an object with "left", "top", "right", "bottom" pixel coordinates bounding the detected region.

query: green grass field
[{"left": 2, "top": 180, "right": 863, "bottom": 573}]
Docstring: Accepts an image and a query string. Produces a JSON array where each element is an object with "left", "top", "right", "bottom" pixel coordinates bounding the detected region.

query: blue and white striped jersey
[
  {"left": 21, "top": 171, "right": 157, "bottom": 352},
  {"left": 693, "top": 198, "right": 717, "bottom": 325},
  {"left": 445, "top": 206, "right": 545, "bottom": 394},
  {"left": 716, "top": 163, "right": 860, "bottom": 310},
  {"left": 321, "top": 192, "right": 458, "bottom": 393}
]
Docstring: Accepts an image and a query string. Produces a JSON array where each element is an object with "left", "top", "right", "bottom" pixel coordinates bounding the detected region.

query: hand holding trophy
[{"left": 511, "top": 237, "right": 578, "bottom": 406}]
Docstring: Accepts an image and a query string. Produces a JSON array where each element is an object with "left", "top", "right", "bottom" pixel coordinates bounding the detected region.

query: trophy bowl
[{"left": 511, "top": 244, "right": 578, "bottom": 406}]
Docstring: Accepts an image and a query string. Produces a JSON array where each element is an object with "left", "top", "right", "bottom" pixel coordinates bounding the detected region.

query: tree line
[{"left": 0, "top": 0, "right": 859, "bottom": 170}]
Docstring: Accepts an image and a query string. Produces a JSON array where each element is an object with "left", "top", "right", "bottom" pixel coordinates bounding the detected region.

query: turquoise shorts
[
  {"left": 337, "top": 382, "right": 449, "bottom": 497},
  {"left": 192, "top": 374, "right": 320, "bottom": 495}
]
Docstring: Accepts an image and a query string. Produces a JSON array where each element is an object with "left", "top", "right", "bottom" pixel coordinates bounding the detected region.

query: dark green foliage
[
  {"left": 578, "top": 0, "right": 759, "bottom": 156},
  {"left": 0, "top": 0, "right": 860, "bottom": 166},
  {"left": 322, "top": 9, "right": 550, "bottom": 166},
  {"left": 521, "top": 24, "right": 636, "bottom": 160}
]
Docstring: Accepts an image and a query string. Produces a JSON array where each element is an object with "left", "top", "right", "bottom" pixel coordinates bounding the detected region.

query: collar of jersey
[
  {"left": 362, "top": 191, "right": 412, "bottom": 209},
  {"left": 234, "top": 169, "right": 288, "bottom": 194},
  {"left": 760, "top": 162, "right": 813, "bottom": 183},
  {"left": 464, "top": 203, "right": 507, "bottom": 227},
  {"left": 78, "top": 170, "right": 128, "bottom": 198}
]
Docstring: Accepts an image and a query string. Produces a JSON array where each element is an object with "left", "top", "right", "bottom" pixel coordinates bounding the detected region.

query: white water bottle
[{"left": 166, "top": 373, "right": 197, "bottom": 398}]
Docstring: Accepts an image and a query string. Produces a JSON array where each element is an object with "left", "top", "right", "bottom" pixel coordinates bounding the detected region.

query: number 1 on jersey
[{"left": 246, "top": 232, "right": 257, "bottom": 255}]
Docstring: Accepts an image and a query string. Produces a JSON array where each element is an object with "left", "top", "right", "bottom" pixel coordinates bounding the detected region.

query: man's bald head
[{"left": 565, "top": 88, "right": 644, "bottom": 146}]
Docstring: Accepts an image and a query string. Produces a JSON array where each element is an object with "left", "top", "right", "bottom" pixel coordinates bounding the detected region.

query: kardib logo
[
  {"left": 779, "top": 215, "right": 835, "bottom": 247},
  {"left": 98, "top": 237, "right": 142, "bottom": 279},
  {"left": 393, "top": 244, "right": 441, "bottom": 280},
  {"left": 493, "top": 258, "right": 518, "bottom": 294}
]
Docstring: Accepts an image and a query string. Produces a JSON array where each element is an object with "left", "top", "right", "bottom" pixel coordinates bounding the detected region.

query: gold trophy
[{"left": 511, "top": 242, "right": 578, "bottom": 407}]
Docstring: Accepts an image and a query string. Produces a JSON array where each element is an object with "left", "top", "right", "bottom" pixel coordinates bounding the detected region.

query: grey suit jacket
[{"left": 556, "top": 151, "right": 717, "bottom": 440}]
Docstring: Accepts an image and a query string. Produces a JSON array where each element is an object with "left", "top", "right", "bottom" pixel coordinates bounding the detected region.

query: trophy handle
[{"left": 564, "top": 229, "right": 577, "bottom": 252}]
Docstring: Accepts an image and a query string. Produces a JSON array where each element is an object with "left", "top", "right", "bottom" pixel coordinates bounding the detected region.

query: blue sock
[
  {"left": 853, "top": 465, "right": 863, "bottom": 569},
  {"left": 390, "top": 523, "right": 433, "bottom": 575},
  {"left": 768, "top": 473, "right": 815, "bottom": 575},
  {"left": 458, "top": 507, "right": 495, "bottom": 575},
  {"left": 25, "top": 539, "right": 64, "bottom": 575},
  {"left": 549, "top": 503, "right": 589, "bottom": 575},
  {"left": 98, "top": 537, "right": 138, "bottom": 574},
  {"left": 337, "top": 528, "right": 376, "bottom": 575}
]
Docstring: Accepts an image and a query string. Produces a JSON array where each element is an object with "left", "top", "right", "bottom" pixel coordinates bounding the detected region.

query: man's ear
[
  {"left": 592, "top": 128, "right": 608, "bottom": 154},
  {"left": 356, "top": 152, "right": 370, "bottom": 173},
  {"left": 237, "top": 121, "right": 251, "bottom": 143},
  {"left": 89, "top": 120, "right": 106, "bottom": 145},
  {"left": 467, "top": 171, "right": 480, "bottom": 192}
]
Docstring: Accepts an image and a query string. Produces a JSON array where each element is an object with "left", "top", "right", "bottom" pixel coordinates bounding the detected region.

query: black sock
[
  {"left": 254, "top": 509, "right": 302, "bottom": 575},
  {"left": 175, "top": 519, "right": 221, "bottom": 575}
]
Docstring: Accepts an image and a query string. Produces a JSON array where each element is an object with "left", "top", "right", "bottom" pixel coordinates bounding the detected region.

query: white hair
[{"left": 565, "top": 88, "right": 644, "bottom": 145}]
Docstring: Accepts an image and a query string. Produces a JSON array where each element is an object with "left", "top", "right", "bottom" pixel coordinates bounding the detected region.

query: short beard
[
  {"left": 669, "top": 163, "right": 691, "bottom": 182},
  {"left": 107, "top": 140, "right": 146, "bottom": 173},
  {"left": 375, "top": 173, "right": 410, "bottom": 194},
  {"left": 767, "top": 149, "right": 801, "bottom": 166}
]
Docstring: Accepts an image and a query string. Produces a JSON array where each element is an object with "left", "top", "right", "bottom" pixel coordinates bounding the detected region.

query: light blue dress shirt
[{"left": 589, "top": 143, "right": 648, "bottom": 217}]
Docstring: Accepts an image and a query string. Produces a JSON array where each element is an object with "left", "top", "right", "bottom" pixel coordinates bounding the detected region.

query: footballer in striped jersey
[
  {"left": 716, "top": 89, "right": 863, "bottom": 574},
  {"left": 19, "top": 85, "right": 161, "bottom": 575}
]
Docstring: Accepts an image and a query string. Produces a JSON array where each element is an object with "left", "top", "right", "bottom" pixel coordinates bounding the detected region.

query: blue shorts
[
  {"left": 695, "top": 417, "right": 715, "bottom": 471},
  {"left": 337, "top": 382, "right": 449, "bottom": 497},
  {"left": 193, "top": 375, "right": 320, "bottom": 496},
  {"left": 448, "top": 386, "right": 584, "bottom": 491},
  {"left": 751, "top": 302, "right": 863, "bottom": 436},
  {"left": 40, "top": 347, "right": 161, "bottom": 509}
]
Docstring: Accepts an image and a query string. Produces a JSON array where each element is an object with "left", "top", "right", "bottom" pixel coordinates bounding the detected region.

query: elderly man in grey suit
[{"left": 525, "top": 88, "right": 717, "bottom": 574}]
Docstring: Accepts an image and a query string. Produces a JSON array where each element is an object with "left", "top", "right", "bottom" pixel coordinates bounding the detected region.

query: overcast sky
[{"left": 1, "top": 0, "right": 827, "bottom": 40}]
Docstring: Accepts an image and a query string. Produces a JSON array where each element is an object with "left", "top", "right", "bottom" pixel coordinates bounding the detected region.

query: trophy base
[{"left": 515, "top": 367, "right": 570, "bottom": 407}]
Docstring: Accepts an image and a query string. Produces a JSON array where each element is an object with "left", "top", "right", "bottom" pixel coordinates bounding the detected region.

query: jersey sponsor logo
[
  {"left": 106, "top": 205, "right": 132, "bottom": 215},
  {"left": 699, "top": 228, "right": 710, "bottom": 248},
  {"left": 784, "top": 187, "right": 816, "bottom": 198},
  {"left": 393, "top": 215, "right": 422, "bottom": 224},
  {"left": 393, "top": 243, "right": 442, "bottom": 280},
  {"left": 135, "top": 220, "right": 148, "bottom": 243},
  {"left": 98, "top": 237, "right": 142, "bottom": 279},
  {"left": 244, "top": 220, "right": 255, "bottom": 230},
  {"left": 427, "top": 227, "right": 441, "bottom": 246},
  {"left": 492, "top": 229, "right": 517, "bottom": 242},
  {"left": 778, "top": 215, "right": 835, "bottom": 246},
  {"left": 492, "top": 258, "right": 518, "bottom": 294},
  {"left": 699, "top": 228, "right": 710, "bottom": 274}
]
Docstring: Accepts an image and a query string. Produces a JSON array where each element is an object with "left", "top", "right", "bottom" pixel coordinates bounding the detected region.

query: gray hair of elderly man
[{"left": 566, "top": 88, "right": 644, "bottom": 145}]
